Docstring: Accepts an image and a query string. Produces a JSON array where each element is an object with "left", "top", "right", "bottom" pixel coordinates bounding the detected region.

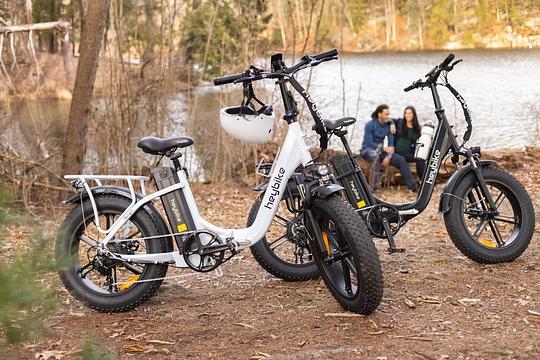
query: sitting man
[{"left": 360, "top": 104, "right": 418, "bottom": 192}]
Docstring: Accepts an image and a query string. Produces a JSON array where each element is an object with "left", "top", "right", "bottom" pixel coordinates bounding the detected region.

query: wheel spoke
[
  {"left": 269, "top": 234, "right": 288, "bottom": 250},
  {"left": 106, "top": 214, "right": 113, "bottom": 230},
  {"left": 464, "top": 208, "right": 483, "bottom": 217},
  {"left": 494, "top": 191, "right": 506, "bottom": 209},
  {"left": 493, "top": 215, "right": 519, "bottom": 225},
  {"left": 473, "top": 187, "right": 487, "bottom": 210},
  {"left": 272, "top": 215, "right": 289, "bottom": 227},
  {"left": 78, "top": 262, "right": 94, "bottom": 278},
  {"left": 343, "top": 257, "right": 358, "bottom": 277},
  {"left": 472, "top": 219, "right": 489, "bottom": 239},
  {"left": 126, "top": 229, "right": 141, "bottom": 240},
  {"left": 112, "top": 266, "right": 119, "bottom": 293},
  {"left": 341, "top": 260, "right": 353, "bottom": 294},
  {"left": 124, "top": 262, "right": 143, "bottom": 275},
  {"left": 323, "top": 227, "right": 358, "bottom": 278},
  {"left": 80, "top": 234, "right": 98, "bottom": 247},
  {"left": 488, "top": 219, "right": 505, "bottom": 246}
]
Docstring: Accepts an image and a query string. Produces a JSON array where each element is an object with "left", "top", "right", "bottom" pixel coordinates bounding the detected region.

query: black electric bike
[{"left": 250, "top": 53, "right": 535, "bottom": 281}]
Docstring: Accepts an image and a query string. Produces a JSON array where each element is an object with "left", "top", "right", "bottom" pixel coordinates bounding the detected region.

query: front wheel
[
  {"left": 248, "top": 196, "right": 319, "bottom": 281},
  {"left": 444, "top": 167, "right": 535, "bottom": 263},
  {"left": 307, "top": 195, "right": 383, "bottom": 314}
]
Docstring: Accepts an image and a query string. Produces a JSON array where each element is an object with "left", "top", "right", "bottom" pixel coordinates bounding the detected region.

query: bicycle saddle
[
  {"left": 137, "top": 136, "right": 194, "bottom": 155},
  {"left": 323, "top": 117, "right": 356, "bottom": 130}
]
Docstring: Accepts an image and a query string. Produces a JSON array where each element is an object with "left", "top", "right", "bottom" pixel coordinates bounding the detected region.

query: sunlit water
[{"left": 271, "top": 48, "right": 540, "bottom": 151}]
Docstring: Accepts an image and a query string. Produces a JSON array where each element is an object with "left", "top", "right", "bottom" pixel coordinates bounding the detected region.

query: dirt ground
[{"left": 1, "top": 153, "right": 540, "bottom": 360}]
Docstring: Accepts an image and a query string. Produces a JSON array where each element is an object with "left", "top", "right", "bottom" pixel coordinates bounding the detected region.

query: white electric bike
[{"left": 56, "top": 49, "right": 384, "bottom": 314}]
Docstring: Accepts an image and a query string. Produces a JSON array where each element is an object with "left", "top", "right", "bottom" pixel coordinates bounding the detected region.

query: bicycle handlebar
[
  {"left": 312, "top": 48, "right": 338, "bottom": 61},
  {"left": 213, "top": 73, "right": 245, "bottom": 86},
  {"left": 439, "top": 53, "right": 455, "bottom": 69},
  {"left": 213, "top": 49, "right": 338, "bottom": 86},
  {"left": 404, "top": 53, "right": 457, "bottom": 92}
]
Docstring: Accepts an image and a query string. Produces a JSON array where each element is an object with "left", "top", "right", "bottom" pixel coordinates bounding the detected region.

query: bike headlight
[{"left": 317, "top": 165, "right": 329, "bottom": 176}]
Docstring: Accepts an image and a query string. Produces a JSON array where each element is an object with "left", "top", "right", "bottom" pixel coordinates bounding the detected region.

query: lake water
[
  {"left": 2, "top": 48, "right": 539, "bottom": 176},
  {"left": 279, "top": 48, "right": 540, "bottom": 151}
]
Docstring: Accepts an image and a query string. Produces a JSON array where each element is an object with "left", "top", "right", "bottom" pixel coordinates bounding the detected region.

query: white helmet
[{"left": 220, "top": 105, "right": 275, "bottom": 144}]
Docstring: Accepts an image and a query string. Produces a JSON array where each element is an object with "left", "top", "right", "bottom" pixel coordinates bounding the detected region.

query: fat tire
[
  {"left": 309, "top": 195, "right": 383, "bottom": 314},
  {"left": 444, "top": 167, "right": 535, "bottom": 264},
  {"left": 248, "top": 199, "right": 320, "bottom": 281},
  {"left": 56, "top": 195, "right": 169, "bottom": 312}
]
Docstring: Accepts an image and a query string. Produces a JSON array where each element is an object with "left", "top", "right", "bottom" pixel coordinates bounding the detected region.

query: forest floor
[{"left": 1, "top": 149, "right": 540, "bottom": 359}]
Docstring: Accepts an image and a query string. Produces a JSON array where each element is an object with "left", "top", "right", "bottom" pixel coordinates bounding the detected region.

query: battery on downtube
[
  {"left": 330, "top": 155, "right": 370, "bottom": 215},
  {"left": 150, "top": 167, "right": 196, "bottom": 249}
]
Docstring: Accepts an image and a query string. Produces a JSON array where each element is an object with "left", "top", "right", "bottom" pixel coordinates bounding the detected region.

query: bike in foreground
[{"left": 56, "top": 49, "right": 383, "bottom": 314}]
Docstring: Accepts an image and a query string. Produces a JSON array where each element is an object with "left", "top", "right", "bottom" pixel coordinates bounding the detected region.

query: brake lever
[{"left": 249, "top": 65, "right": 263, "bottom": 74}]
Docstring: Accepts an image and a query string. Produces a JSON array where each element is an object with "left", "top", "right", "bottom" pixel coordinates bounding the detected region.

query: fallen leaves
[
  {"left": 250, "top": 351, "right": 272, "bottom": 359},
  {"left": 122, "top": 344, "right": 170, "bottom": 354},
  {"left": 34, "top": 350, "right": 66, "bottom": 360},
  {"left": 233, "top": 322, "right": 254, "bottom": 329},
  {"left": 404, "top": 298, "right": 416, "bottom": 309},
  {"left": 324, "top": 312, "right": 363, "bottom": 318},
  {"left": 457, "top": 298, "right": 482, "bottom": 306},
  {"left": 146, "top": 339, "right": 176, "bottom": 345},
  {"left": 34, "top": 350, "right": 81, "bottom": 360}
]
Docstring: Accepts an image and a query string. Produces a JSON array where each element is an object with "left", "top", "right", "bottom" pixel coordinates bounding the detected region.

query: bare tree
[{"left": 62, "top": 0, "right": 110, "bottom": 175}]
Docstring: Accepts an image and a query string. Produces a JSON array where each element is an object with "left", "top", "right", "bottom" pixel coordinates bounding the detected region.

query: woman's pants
[
  {"left": 398, "top": 151, "right": 426, "bottom": 180},
  {"left": 361, "top": 149, "right": 418, "bottom": 189}
]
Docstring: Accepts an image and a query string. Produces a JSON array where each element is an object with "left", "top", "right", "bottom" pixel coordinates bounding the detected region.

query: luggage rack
[{"left": 64, "top": 175, "right": 149, "bottom": 235}]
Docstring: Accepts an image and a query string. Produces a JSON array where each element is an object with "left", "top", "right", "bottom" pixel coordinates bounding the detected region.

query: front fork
[{"left": 465, "top": 152, "right": 498, "bottom": 214}]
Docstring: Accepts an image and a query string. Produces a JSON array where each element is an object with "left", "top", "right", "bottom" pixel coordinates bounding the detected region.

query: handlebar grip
[
  {"left": 440, "top": 53, "right": 455, "bottom": 69},
  {"left": 213, "top": 73, "right": 244, "bottom": 86},
  {"left": 312, "top": 48, "right": 338, "bottom": 61},
  {"left": 404, "top": 84, "right": 416, "bottom": 92}
]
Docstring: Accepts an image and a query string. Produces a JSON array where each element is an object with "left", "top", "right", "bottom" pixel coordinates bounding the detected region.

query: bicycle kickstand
[{"left": 382, "top": 217, "right": 405, "bottom": 254}]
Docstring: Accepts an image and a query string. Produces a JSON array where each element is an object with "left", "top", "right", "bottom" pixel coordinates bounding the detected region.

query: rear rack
[{"left": 64, "top": 175, "right": 149, "bottom": 235}]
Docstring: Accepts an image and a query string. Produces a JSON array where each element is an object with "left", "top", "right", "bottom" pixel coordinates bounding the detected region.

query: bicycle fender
[
  {"left": 63, "top": 186, "right": 173, "bottom": 252},
  {"left": 438, "top": 160, "right": 497, "bottom": 214},
  {"left": 311, "top": 183, "right": 344, "bottom": 199}
]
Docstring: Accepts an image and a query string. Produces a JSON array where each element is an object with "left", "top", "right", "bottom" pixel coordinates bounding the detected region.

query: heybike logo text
[
  {"left": 170, "top": 198, "right": 182, "bottom": 222},
  {"left": 426, "top": 149, "right": 441, "bottom": 184},
  {"left": 264, "top": 167, "right": 286, "bottom": 210},
  {"left": 301, "top": 90, "right": 323, "bottom": 120}
]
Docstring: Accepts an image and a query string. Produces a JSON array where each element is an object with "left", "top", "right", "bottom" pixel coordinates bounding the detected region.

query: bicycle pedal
[{"left": 387, "top": 247, "right": 406, "bottom": 254}]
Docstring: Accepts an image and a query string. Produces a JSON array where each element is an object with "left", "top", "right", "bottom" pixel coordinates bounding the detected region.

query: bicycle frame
[
  {"left": 65, "top": 122, "right": 313, "bottom": 267},
  {"left": 392, "top": 83, "right": 461, "bottom": 218},
  {"left": 336, "top": 83, "right": 478, "bottom": 222}
]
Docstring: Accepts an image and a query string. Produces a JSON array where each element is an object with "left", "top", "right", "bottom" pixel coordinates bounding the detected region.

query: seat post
[{"left": 168, "top": 151, "right": 182, "bottom": 171}]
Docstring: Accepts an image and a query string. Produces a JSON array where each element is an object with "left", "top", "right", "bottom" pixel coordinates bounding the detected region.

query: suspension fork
[
  {"left": 295, "top": 179, "right": 330, "bottom": 257},
  {"left": 466, "top": 153, "right": 498, "bottom": 213}
]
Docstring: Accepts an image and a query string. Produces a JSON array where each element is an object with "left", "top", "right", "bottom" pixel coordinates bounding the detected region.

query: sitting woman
[{"left": 394, "top": 106, "right": 425, "bottom": 179}]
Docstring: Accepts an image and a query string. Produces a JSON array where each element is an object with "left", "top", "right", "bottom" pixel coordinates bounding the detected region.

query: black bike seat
[
  {"left": 137, "top": 136, "right": 194, "bottom": 155},
  {"left": 323, "top": 117, "right": 356, "bottom": 130}
]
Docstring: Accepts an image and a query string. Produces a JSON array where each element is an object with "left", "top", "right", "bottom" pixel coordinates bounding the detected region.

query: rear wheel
[
  {"left": 308, "top": 195, "right": 383, "bottom": 314},
  {"left": 444, "top": 167, "right": 535, "bottom": 263},
  {"left": 56, "top": 195, "right": 169, "bottom": 312}
]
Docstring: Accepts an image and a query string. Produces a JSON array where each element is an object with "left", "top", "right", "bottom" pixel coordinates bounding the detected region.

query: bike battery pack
[
  {"left": 330, "top": 155, "right": 370, "bottom": 211},
  {"left": 150, "top": 167, "right": 195, "bottom": 244}
]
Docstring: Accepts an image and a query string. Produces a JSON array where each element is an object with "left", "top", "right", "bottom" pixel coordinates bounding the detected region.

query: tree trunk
[
  {"left": 384, "top": 0, "right": 391, "bottom": 48},
  {"left": 391, "top": 0, "right": 397, "bottom": 45},
  {"left": 25, "top": 0, "right": 33, "bottom": 23},
  {"left": 62, "top": 0, "right": 110, "bottom": 175},
  {"left": 140, "top": 0, "right": 157, "bottom": 79},
  {"left": 276, "top": 0, "right": 288, "bottom": 50}
]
